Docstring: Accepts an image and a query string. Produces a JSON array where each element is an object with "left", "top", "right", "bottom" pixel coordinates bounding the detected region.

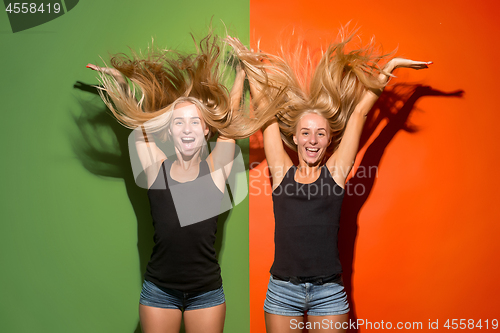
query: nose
[
  {"left": 309, "top": 135, "right": 317, "bottom": 145},
  {"left": 182, "top": 122, "right": 192, "bottom": 134}
]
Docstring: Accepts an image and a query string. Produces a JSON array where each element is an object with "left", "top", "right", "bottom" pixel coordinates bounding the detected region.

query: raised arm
[
  {"left": 326, "top": 58, "right": 432, "bottom": 186},
  {"left": 87, "top": 64, "right": 166, "bottom": 187},
  {"left": 206, "top": 64, "right": 244, "bottom": 179},
  {"left": 262, "top": 118, "right": 293, "bottom": 189},
  {"left": 247, "top": 59, "right": 292, "bottom": 188},
  {"left": 226, "top": 36, "right": 293, "bottom": 187},
  {"left": 134, "top": 127, "right": 167, "bottom": 186}
]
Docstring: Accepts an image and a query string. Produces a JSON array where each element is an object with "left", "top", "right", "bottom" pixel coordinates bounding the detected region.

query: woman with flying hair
[
  {"left": 227, "top": 32, "right": 431, "bottom": 332},
  {"left": 87, "top": 32, "right": 261, "bottom": 333}
]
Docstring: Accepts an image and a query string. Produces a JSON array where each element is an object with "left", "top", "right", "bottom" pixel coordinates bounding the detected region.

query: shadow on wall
[
  {"left": 338, "top": 84, "right": 463, "bottom": 333},
  {"left": 70, "top": 81, "right": 234, "bottom": 333}
]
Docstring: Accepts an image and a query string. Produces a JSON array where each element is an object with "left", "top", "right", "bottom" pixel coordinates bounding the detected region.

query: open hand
[
  {"left": 225, "top": 36, "right": 249, "bottom": 54},
  {"left": 225, "top": 36, "right": 263, "bottom": 63},
  {"left": 86, "top": 63, "right": 127, "bottom": 86},
  {"left": 86, "top": 63, "right": 123, "bottom": 78},
  {"left": 388, "top": 58, "right": 433, "bottom": 71}
]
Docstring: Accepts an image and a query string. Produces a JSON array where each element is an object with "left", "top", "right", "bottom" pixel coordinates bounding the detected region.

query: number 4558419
[
  {"left": 5, "top": 3, "right": 61, "bottom": 14},
  {"left": 444, "top": 319, "right": 498, "bottom": 330}
]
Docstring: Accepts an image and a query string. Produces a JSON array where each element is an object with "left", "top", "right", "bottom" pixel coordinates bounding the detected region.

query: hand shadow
[
  {"left": 337, "top": 84, "right": 464, "bottom": 332},
  {"left": 71, "top": 81, "right": 231, "bottom": 333}
]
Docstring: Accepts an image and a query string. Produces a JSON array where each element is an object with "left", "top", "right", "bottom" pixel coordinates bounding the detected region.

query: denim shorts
[
  {"left": 264, "top": 275, "right": 349, "bottom": 316},
  {"left": 139, "top": 280, "right": 225, "bottom": 311}
]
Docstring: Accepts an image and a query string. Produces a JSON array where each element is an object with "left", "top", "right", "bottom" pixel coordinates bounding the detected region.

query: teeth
[
  {"left": 182, "top": 138, "right": 195, "bottom": 143},
  {"left": 306, "top": 148, "right": 319, "bottom": 152}
]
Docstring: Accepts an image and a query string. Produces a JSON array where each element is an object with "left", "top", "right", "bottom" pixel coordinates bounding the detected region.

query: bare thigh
[
  {"left": 308, "top": 313, "right": 349, "bottom": 333},
  {"left": 139, "top": 304, "right": 183, "bottom": 333},
  {"left": 183, "top": 303, "right": 226, "bottom": 333},
  {"left": 265, "top": 312, "right": 304, "bottom": 333}
]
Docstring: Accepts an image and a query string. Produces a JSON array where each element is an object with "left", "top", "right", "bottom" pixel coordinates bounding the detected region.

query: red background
[{"left": 249, "top": 0, "right": 500, "bottom": 331}]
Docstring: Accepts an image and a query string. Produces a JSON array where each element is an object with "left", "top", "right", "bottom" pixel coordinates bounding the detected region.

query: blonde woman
[
  {"left": 87, "top": 33, "right": 259, "bottom": 333},
  {"left": 228, "top": 34, "right": 431, "bottom": 332}
]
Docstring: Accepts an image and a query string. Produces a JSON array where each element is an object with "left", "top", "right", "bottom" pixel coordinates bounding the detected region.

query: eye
[
  {"left": 302, "top": 131, "right": 309, "bottom": 136},
  {"left": 192, "top": 120, "right": 200, "bottom": 125},
  {"left": 175, "top": 121, "right": 183, "bottom": 126},
  {"left": 318, "top": 133, "right": 325, "bottom": 137}
]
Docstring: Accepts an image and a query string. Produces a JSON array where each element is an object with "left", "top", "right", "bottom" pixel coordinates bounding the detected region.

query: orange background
[{"left": 249, "top": 0, "right": 500, "bottom": 331}]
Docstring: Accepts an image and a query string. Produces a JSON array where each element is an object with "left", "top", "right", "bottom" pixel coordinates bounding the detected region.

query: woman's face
[
  {"left": 169, "top": 102, "right": 209, "bottom": 158},
  {"left": 293, "top": 113, "right": 331, "bottom": 165}
]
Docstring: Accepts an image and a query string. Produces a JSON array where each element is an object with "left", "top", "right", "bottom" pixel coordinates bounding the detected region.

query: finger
[
  {"left": 87, "top": 64, "right": 105, "bottom": 72},
  {"left": 417, "top": 61, "right": 433, "bottom": 68}
]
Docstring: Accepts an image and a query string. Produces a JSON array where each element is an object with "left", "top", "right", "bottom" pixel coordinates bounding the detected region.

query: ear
[
  {"left": 204, "top": 125, "right": 209, "bottom": 136},
  {"left": 168, "top": 127, "right": 172, "bottom": 137},
  {"left": 293, "top": 134, "right": 298, "bottom": 145}
]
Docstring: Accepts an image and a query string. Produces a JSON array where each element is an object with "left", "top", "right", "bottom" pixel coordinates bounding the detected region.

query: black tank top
[
  {"left": 145, "top": 159, "right": 223, "bottom": 292},
  {"left": 271, "top": 165, "right": 345, "bottom": 278}
]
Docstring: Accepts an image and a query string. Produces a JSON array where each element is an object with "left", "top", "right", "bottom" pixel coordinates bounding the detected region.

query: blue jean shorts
[
  {"left": 139, "top": 280, "right": 225, "bottom": 311},
  {"left": 264, "top": 275, "right": 349, "bottom": 316}
]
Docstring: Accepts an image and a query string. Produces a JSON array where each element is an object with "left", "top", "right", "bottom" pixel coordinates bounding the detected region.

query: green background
[{"left": 0, "top": 1, "right": 250, "bottom": 332}]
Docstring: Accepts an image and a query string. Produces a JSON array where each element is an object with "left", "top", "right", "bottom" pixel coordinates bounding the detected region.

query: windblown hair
[
  {"left": 96, "top": 32, "right": 261, "bottom": 140},
  {"left": 228, "top": 28, "right": 391, "bottom": 151}
]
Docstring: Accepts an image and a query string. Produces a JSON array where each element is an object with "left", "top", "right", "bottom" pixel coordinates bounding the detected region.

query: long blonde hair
[
  {"left": 228, "top": 28, "right": 390, "bottom": 151},
  {"left": 96, "top": 32, "right": 263, "bottom": 140}
]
